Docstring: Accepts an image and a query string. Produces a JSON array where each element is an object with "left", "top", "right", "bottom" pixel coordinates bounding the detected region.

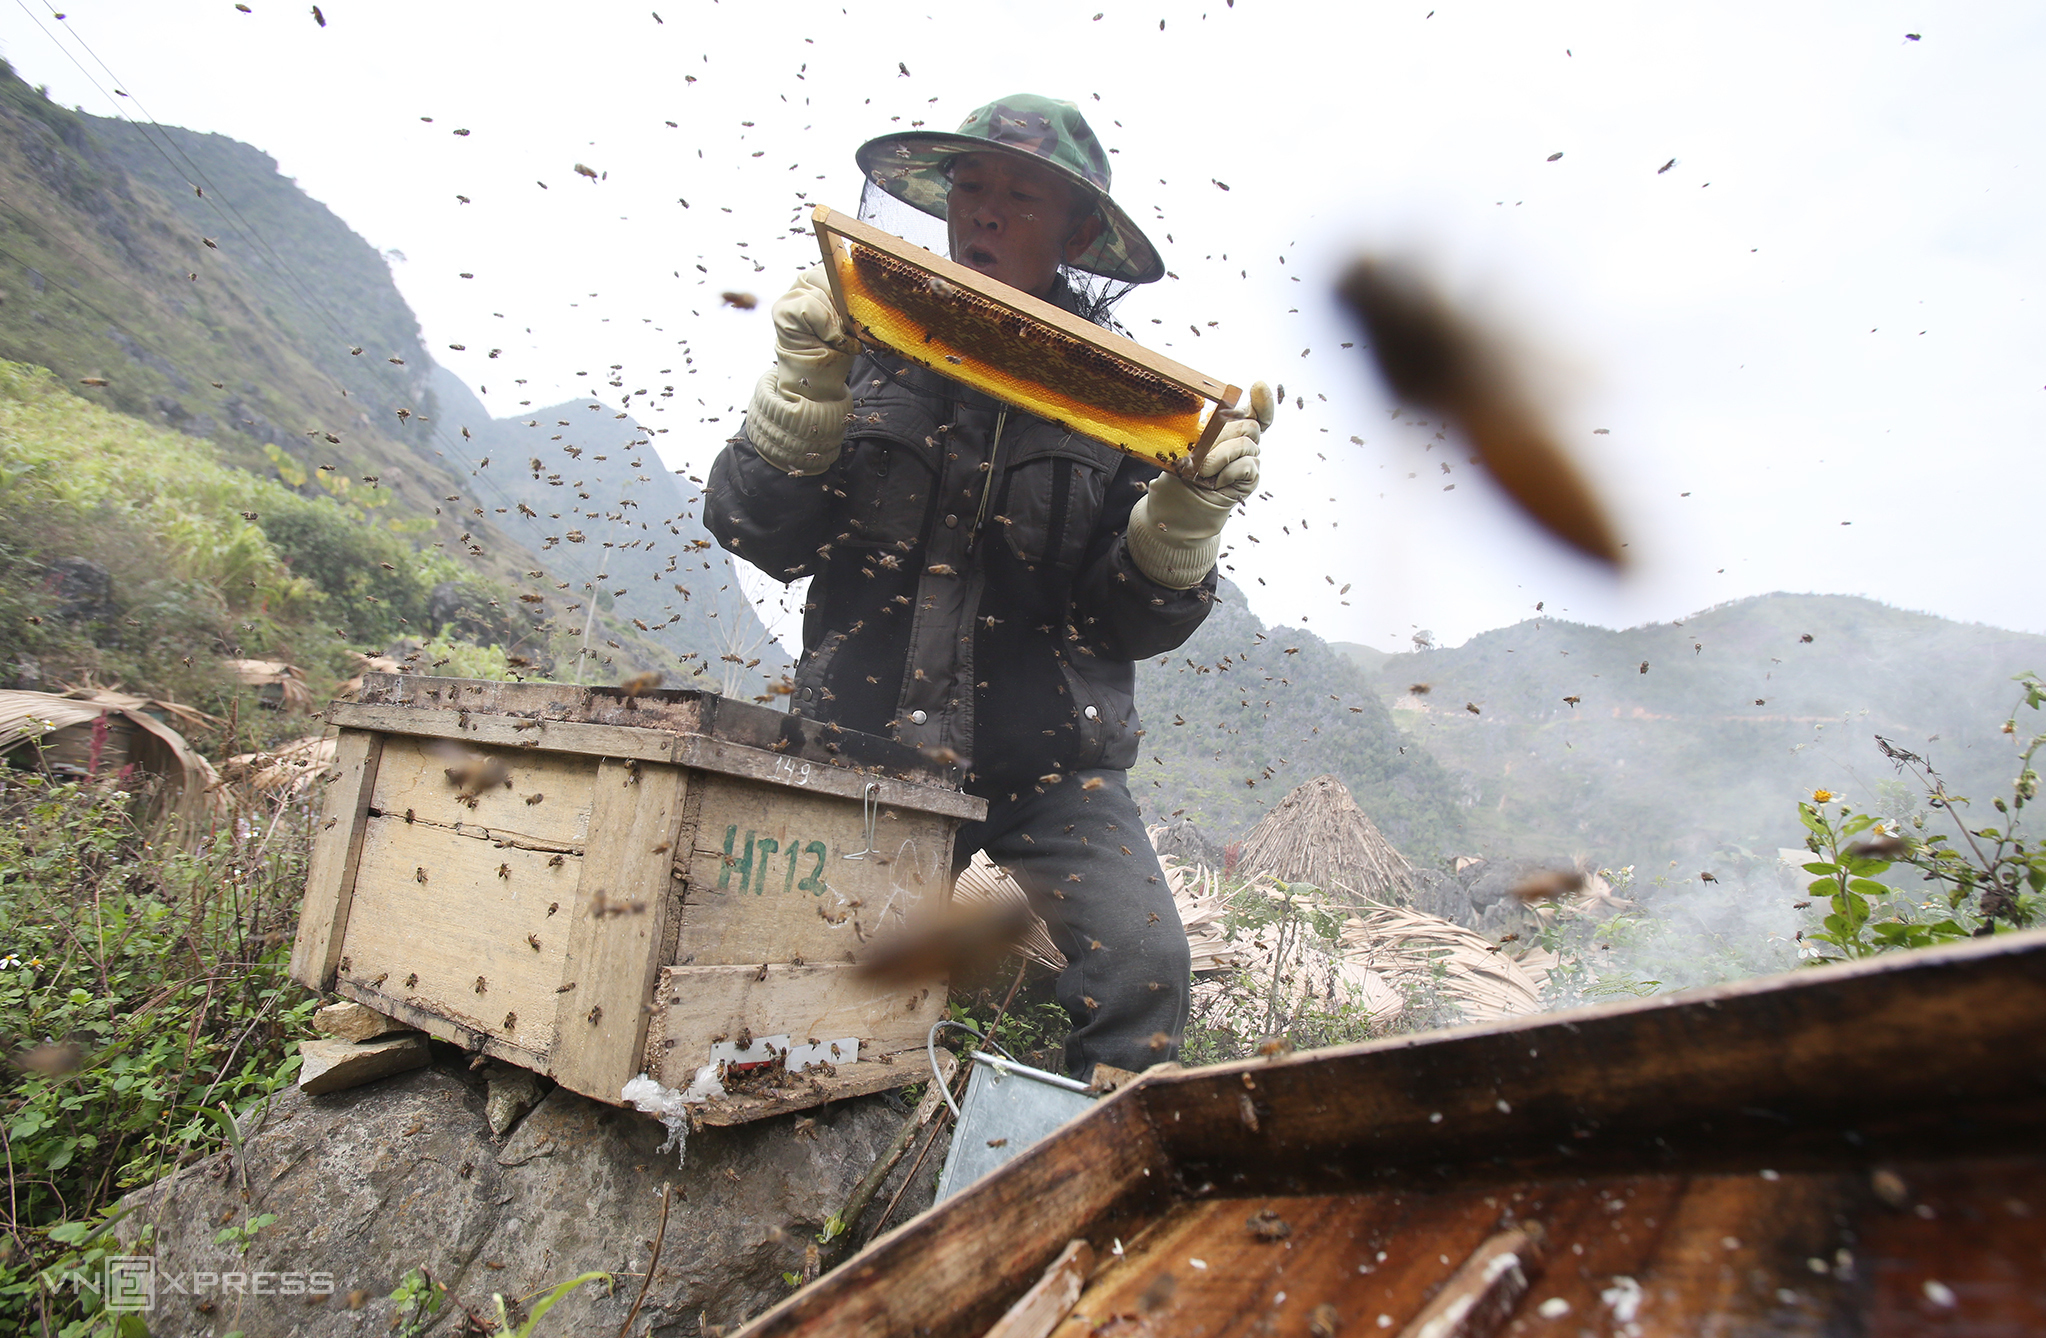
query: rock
[
  {"left": 312, "top": 1000, "right": 409, "bottom": 1044},
  {"left": 485, "top": 1067, "right": 545, "bottom": 1137},
  {"left": 297, "top": 1033, "right": 428, "bottom": 1095},
  {"left": 115, "top": 1057, "right": 940, "bottom": 1336}
]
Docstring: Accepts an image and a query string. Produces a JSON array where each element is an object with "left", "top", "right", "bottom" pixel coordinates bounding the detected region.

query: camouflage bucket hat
[{"left": 855, "top": 93, "right": 1165, "bottom": 285}]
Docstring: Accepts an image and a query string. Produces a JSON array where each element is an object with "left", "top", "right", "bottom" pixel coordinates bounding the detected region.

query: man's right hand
[
  {"left": 747, "top": 267, "right": 858, "bottom": 475},
  {"left": 772, "top": 267, "right": 858, "bottom": 402}
]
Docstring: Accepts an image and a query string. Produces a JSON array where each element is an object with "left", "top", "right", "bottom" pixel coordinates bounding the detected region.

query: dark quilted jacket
[{"left": 704, "top": 345, "right": 1217, "bottom": 794}]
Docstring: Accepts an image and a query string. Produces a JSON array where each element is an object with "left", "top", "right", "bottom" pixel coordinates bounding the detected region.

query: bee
[
  {"left": 1563, "top": 695, "right": 1581, "bottom": 707},
  {"left": 475, "top": 976, "right": 487, "bottom": 994},
  {"left": 587, "top": 1005, "right": 604, "bottom": 1025},
  {"left": 1255, "top": 1035, "right": 1293, "bottom": 1060},
  {"left": 1338, "top": 257, "right": 1622, "bottom": 565},
  {"left": 1465, "top": 702, "right": 1481, "bottom": 716},
  {"left": 547, "top": 854, "right": 565, "bottom": 869},
  {"left": 1409, "top": 682, "right": 1432, "bottom": 695},
  {"left": 617, "top": 670, "right": 664, "bottom": 699},
  {"left": 78, "top": 376, "right": 109, "bottom": 387},
  {"left": 497, "top": 863, "right": 510, "bottom": 880},
  {"left": 404, "top": 973, "right": 418, "bottom": 989},
  {"left": 503, "top": 1012, "right": 518, "bottom": 1032},
  {"left": 547, "top": 901, "right": 560, "bottom": 916},
  {"left": 525, "top": 793, "right": 545, "bottom": 805},
  {"left": 440, "top": 749, "right": 509, "bottom": 793},
  {"left": 1245, "top": 1208, "right": 1291, "bottom": 1241},
  {"left": 1238, "top": 1092, "right": 1260, "bottom": 1132},
  {"left": 1699, "top": 871, "right": 1718, "bottom": 883},
  {"left": 1510, "top": 869, "right": 1584, "bottom": 903},
  {"left": 1639, "top": 661, "right": 1650, "bottom": 675},
  {"left": 527, "top": 934, "right": 541, "bottom": 952},
  {"left": 720, "top": 292, "right": 758, "bottom": 310},
  {"left": 555, "top": 981, "right": 576, "bottom": 993},
  {"left": 415, "top": 867, "right": 429, "bottom": 885}
]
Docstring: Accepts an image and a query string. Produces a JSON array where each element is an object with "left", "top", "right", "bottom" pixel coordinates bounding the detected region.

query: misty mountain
[
  {"left": 1337, "top": 593, "right": 2046, "bottom": 871},
  {"left": 428, "top": 368, "right": 789, "bottom": 688},
  {"left": 1133, "top": 581, "right": 1467, "bottom": 860}
]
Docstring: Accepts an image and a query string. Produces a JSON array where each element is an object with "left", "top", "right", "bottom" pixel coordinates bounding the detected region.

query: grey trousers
[{"left": 952, "top": 770, "right": 1192, "bottom": 1078}]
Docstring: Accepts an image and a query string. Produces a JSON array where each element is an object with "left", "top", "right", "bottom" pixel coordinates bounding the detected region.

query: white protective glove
[
  {"left": 1124, "top": 381, "right": 1276, "bottom": 589},
  {"left": 743, "top": 267, "right": 859, "bottom": 475}
]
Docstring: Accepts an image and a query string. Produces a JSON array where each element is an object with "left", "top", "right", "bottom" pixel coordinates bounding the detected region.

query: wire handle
[{"left": 843, "top": 781, "right": 882, "bottom": 860}]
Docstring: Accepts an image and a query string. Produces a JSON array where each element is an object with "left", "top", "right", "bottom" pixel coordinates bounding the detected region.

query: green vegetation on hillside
[
  {"left": 0, "top": 359, "right": 475, "bottom": 700},
  {"left": 0, "top": 774, "right": 314, "bottom": 1332},
  {"left": 0, "top": 56, "right": 779, "bottom": 699}
]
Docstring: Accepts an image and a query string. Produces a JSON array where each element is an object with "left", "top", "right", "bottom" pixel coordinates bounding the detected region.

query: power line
[{"left": 14, "top": 0, "right": 368, "bottom": 354}]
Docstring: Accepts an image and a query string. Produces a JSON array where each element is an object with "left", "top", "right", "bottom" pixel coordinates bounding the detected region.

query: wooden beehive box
[{"left": 288, "top": 674, "right": 985, "bottom": 1125}]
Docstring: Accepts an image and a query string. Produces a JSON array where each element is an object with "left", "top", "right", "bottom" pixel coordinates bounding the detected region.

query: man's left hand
[{"left": 1124, "top": 382, "right": 1275, "bottom": 589}]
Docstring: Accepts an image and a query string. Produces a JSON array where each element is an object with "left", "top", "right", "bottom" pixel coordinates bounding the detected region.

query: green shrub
[{"left": 0, "top": 771, "right": 315, "bottom": 1332}]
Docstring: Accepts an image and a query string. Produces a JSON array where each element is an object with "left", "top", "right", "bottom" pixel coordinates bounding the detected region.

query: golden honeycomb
[{"left": 832, "top": 240, "right": 1210, "bottom": 470}]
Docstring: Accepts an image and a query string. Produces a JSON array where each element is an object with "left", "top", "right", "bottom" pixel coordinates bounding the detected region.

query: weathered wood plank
[
  {"left": 693, "top": 1056, "right": 936, "bottom": 1127},
  {"left": 735, "top": 1095, "right": 1172, "bottom": 1336},
  {"left": 325, "top": 701, "right": 685, "bottom": 763},
  {"left": 1050, "top": 1191, "right": 1501, "bottom": 1338},
  {"left": 983, "top": 1240, "right": 1092, "bottom": 1338},
  {"left": 547, "top": 758, "right": 688, "bottom": 1102},
  {"left": 288, "top": 729, "right": 383, "bottom": 991},
  {"left": 325, "top": 700, "right": 985, "bottom": 821},
  {"left": 670, "top": 735, "right": 985, "bottom": 821},
  {"left": 673, "top": 777, "right": 955, "bottom": 967},
  {"left": 645, "top": 963, "right": 945, "bottom": 1080},
  {"left": 1136, "top": 927, "right": 2046, "bottom": 1194},
  {"left": 352, "top": 673, "right": 974, "bottom": 788},
  {"left": 340, "top": 815, "right": 578, "bottom": 1055},
  {"left": 367, "top": 734, "right": 595, "bottom": 847},
  {"left": 1394, "top": 1228, "right": 1537, "bottom": 1338},
  {"left": 333, "top": 980, "right": 545, "bottom": 1070}
]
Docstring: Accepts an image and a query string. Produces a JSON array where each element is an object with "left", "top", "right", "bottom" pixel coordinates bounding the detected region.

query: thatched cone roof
[{"left": 1236, "top": 774, "right": 1414, "bottom": 906}]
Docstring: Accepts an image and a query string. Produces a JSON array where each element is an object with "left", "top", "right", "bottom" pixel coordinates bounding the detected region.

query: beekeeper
[{"left": 706, "top": 94, "right": 1273, "bottom": 1077}]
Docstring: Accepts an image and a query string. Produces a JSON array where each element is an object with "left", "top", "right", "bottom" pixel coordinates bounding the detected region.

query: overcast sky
[{"left": 3, "top": 0, "right": 2041, "bottom": 653}]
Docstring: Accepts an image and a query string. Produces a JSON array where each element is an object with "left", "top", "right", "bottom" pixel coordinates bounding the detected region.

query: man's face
[{"left": 946, "top": 153, "right": 1102, "bottom": 299}]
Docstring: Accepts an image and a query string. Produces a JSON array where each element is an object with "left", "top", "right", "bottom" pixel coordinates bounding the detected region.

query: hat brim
[{"left": 855, "top": 131, "right": 1165, "bottom": 286}]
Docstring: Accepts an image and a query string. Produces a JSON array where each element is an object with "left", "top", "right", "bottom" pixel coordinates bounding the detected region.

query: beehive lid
[{"left": 352, "top": 673, "right": 964, "bottom": 791}]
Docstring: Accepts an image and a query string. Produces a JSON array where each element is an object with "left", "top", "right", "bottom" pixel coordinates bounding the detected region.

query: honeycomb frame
[{"left": 812, "top": 207, "right": 1240, "bottom": 475}]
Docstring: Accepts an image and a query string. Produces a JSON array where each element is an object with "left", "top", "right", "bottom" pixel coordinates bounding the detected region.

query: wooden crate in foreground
[
  {"left": 739, "top": 928, "right": 2046, "bottom": 1335},
  {"left": 288, "top": 675, "right": 985, "bottom": 1125}
]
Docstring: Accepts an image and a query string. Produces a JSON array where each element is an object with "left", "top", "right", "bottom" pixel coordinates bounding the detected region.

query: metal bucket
[{"left": 933, "top": 1051, "right": 1096, "bottom": 1203}]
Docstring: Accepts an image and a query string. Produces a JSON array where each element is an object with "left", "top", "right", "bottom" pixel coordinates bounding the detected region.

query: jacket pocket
[
  {"left": 788, "top": 632, "right": 847, "bottom": 717},
  {"left": 997, "top": 429, "right": 1113, "bottom": 571},
  {"left": 842, "top": 429, "right": 939, "bottom": 548}
]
